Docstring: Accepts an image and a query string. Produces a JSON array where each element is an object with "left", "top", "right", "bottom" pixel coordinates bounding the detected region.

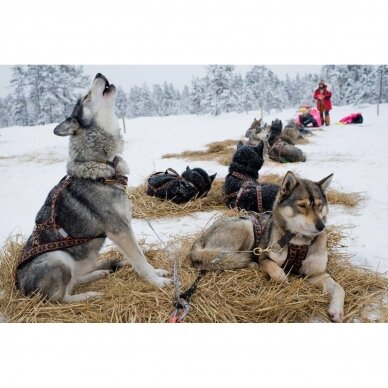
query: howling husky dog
[
  {"left": 16, "top": 74, "right": 171, "bottom": 302},
  {"left": 191, "top": 171, "right": 345, "bottom": 322}
]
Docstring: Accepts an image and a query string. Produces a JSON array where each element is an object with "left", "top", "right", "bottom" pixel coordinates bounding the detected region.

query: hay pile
[
  {"left": 0, "top": 227, "right": 386, "bottom": 323},
  {"left": 295, "top": 137, "right": 310, "bottom": 145},
  {"left": 162, "top": 139, "right": 238, "bottom": 166},
  {"left": 131, "top": 175, "right": 363, "bottom": 220}
]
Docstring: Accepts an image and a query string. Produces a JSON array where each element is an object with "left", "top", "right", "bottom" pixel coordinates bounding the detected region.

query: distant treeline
[{"left": 0, "top": 65, "right": 387, "bottom": 128}]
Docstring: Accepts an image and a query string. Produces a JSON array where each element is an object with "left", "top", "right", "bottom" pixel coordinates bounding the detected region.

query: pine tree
[
  {"left": 115, "top": 86, "right": 129, "bottom": 118},
  {"left": 179, "top": 85, "right": 191, "bottom": 114},
  {"left": 205, "top": 65, "right": 236, "bottom": 116},
  {"left": 54, "top": 65, "right": 90, "bottom": 118},
  {"left": 152, "top": 84, "right": 164, "bottom": 115},
  {"left": 190, "top": 77, "right": 207, "bottom": 114},
  {"left": 9, "top": 65, "right": 29, "bottom": 126},
  {"left": 16, "top": 65, "right": 90, "bottom": 125},
  {"left": 139, "top": 84, "right": 155, "bottom": 116},
  {"left": 245, "top": 66, "right": 284, "bottom": 113},
  {"left": 0, "top": 96, "right": 10, "bottom": 127}
]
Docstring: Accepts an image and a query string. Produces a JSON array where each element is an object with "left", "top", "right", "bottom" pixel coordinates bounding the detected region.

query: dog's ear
[
  {"left": 256, "top": 141, "right": 264, "bottom": 156},
  {"left": 209, "top": 173, "right": 217, "bottom": 182},
  {"left": 237, "top": 140, "right": 244, "bottom": 149},
  {"left": 317, "top": 173, "right": 333, "bottom": 191},
  {"left": 280, "top": 171, "right": 299, "bottom": 198},
  {"left": 53, "top": 118, "right": 78, "bottom": 136}
]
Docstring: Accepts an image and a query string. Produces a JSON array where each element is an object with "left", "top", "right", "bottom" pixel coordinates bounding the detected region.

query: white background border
[{"left": 1, "top": 1, "right": 387, "bottom": 387}]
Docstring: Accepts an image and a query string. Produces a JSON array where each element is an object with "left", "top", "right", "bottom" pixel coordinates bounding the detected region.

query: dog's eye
[{"left": 297, "top": 203, "right": 308, "bottom": 209}]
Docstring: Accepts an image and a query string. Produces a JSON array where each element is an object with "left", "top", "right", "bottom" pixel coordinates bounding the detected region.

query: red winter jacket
[{"left": 313, "top": 87, "right": 332, "bottom": 112}]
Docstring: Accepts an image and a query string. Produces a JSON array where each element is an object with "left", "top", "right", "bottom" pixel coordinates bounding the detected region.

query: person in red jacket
[{"left": 313, "top": 80, "right": 332, "bottom": 126}]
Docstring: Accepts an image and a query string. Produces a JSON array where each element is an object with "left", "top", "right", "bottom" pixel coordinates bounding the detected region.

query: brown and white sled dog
[
  {"left": 190, "top": 171, "right": 345, "bottom": 322},
  {"left": 16, "top": 74, "right": 171, "bottom": 303}
]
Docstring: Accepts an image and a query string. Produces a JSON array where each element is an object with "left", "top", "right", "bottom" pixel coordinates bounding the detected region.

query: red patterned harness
[
  {"left": 282, "top": 243, "right": 311, "bottom": 275},
  {"left": 224, "top": 172, "right": 263, "bottom": 213},
  {"left": 17, "top": 174, "right": 128, "bottom": 271}
]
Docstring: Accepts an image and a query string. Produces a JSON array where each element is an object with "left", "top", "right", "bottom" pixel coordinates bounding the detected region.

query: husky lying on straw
[
  {"left": 191, "top": 171, "right": 345, "bottom": 322},
  {"left": 16, "top": 73, "right": 171, "bottom": 302}
]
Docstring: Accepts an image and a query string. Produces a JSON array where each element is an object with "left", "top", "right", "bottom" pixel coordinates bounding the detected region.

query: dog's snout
[
  {"left": 94, "top": 73, "right": 109, "bottom": 84},
  {"left": 315, "top": 220, "right": 325, "bottom": 232}
]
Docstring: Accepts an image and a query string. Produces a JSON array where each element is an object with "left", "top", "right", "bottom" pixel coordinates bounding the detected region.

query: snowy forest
[{"left": 0, "top": 65, "right": 387, "bottom": 128}]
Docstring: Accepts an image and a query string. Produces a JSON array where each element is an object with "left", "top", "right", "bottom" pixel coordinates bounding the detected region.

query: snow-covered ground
[{"left": 0, "top": 104, "right": 388, "bottom": 274}]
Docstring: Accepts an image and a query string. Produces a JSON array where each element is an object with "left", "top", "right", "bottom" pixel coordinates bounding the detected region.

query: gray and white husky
[
  {"left": 190, "top": 171, "right": 345, "bottom": 322},
  {"left": 16, "top": 73, "right": 171, "bottom": 303}
]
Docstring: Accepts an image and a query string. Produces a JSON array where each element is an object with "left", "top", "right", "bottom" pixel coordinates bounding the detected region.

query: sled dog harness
[
  {"left": 269, "top": 230, "right": 317, "bottom": 275},
  {"left": 243, "top": 212, "right": 271, "bottom": 250},
  {"left": 223, "top": 171, "right": 263, "bottom": 213},
  {"left": 147, "top": 168, "right": 197, "bottom": 196},
  {"left": 240, "top": 213, "right": 314, "bottom": 273},
  {"left": 17, "top": 171, "right": 128, "bottom": 272}
]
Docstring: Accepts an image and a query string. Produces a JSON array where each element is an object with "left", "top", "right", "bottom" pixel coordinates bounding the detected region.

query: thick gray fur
[{"left": 17, "top": 74, "right": 171, "bottom": 303}]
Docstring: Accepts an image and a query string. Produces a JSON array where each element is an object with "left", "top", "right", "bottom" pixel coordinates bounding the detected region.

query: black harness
[{"left": 147, "top": 168, "right": 197, "bottom": 196}]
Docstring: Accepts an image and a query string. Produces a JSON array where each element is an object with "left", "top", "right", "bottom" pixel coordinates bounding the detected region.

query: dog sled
[{"left": 339, "top": 113, "right": 363, "bottom": 125}]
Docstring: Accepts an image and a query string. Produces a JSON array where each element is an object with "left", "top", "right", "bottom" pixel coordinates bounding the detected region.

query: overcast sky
[{"left": 0, "top": 65, "right": 322, "bottom": 97}]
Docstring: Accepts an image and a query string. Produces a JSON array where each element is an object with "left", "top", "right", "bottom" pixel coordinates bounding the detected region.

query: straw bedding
[
  {"left": 162, "top": 138, "right": 309, "bottom": 165},
  {"left": 131, "top": 175, "right": 363, "bottom": 220},
  {"left": 162, "top": 139, "right": 238, "bottom": 166},
  {"left": 0, "top": 225, "right": 386, "bottom": 323}
]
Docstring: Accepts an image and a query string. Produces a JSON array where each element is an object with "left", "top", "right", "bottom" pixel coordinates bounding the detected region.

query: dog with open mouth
[{"left": 16, "top": 73, "right": 171, "bottom": 303}]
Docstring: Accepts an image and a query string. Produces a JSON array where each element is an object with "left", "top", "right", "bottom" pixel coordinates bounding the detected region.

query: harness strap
[
  {"left": 282, "top": 243, "right": 310, "bottom": 275},
  {"left": 17, "top": 173, "right": 128, "bottom": 271},
  {"left": 224, "top": 172, "right": 263, "bottom": 213},
  {"left": 230, "top": 171, "right": 255, "bottom": 182},
  {"left": 246, "top": 213, "right": 265, "bottom": 248},
  {"left": 35, "top": 176, "right": 74, "bottom": 232}
]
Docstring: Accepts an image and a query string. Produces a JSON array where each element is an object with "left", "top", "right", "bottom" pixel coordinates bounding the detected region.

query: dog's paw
[
  {"left": 155, "top": 268, "right": 169, "bottom": 277},
  {"left": 328, "top": 306, "right": 344, "bottom": 323},
  {"left": 248, "top": 262, "right": 259, "bottom": 269},
  {"left": 85, "top": 291, "right": 103, "bottom": 298},
  {"left": 149, "top": 275, "right": 172, "bottom": 288},
  {"left": 270, "top": 269, "right": 289, "bottom": 284}
]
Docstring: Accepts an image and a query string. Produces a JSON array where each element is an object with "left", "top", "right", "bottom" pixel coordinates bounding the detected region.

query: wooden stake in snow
[{"left": 122, "top": 117, "right": 126, "bottom": 133}]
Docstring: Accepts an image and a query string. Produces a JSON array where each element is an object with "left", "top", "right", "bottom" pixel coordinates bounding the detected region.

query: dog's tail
[
  {"left": 190, "top": 239, "right": 253, "bottom": 271},
  {"left": 96, "top": 259, "right": 125, "bottom": 273}
]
